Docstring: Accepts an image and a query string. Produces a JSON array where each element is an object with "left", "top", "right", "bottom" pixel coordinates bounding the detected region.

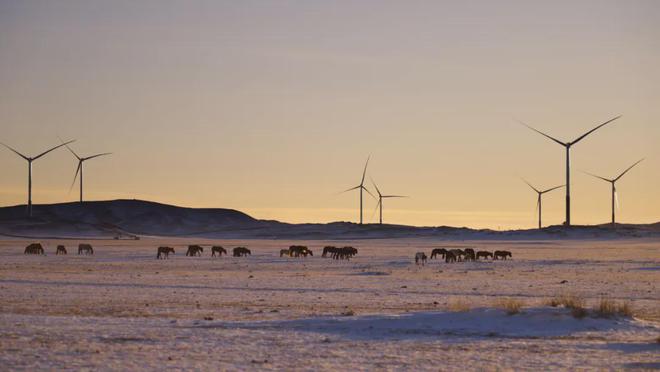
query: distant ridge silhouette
[{"left": 0, "top": 199, "right": 658, "bottom": 240}]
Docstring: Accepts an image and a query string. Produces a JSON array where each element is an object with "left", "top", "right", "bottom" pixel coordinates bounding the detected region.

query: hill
[{"left": 0, "top": 199, "right": 658, "bottom": 240}]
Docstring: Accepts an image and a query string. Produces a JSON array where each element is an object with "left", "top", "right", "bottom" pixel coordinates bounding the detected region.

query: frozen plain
[{"left": 1, "top": 237, "right": 658, "bottom": 371}]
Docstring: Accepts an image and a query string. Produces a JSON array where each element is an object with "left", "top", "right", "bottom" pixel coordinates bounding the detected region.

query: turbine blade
[
  {"left": 0, "top": 142, "right": 29, "bottom": 160},
  {"left": 69, "top": 161, "right": 82, "bottom": 193},
  {"left": 541, "top": 185, "right": 564, "bottom": 194},
  {"left": 520, "top": 178, "right": 539, "bottom": 193},
  {"left": 535, "top": 196, "right": 540, "bottom": 214},
  {"left": 339, "top": 185, "right": 361, "bottom": 194},
  {"left": 360, "top": 155, "right": 370, "bottom": 185},
  {"left": 518, "top": 120, "right": 566, "bottom": 146},
  {"left": 58, "top": 135, "right": 81, "bottom": 160},
  {"left": 84, "top": 152, "right": 112, "bottom": 161},
  {"left": 614, "top": 158, "right": 644, "bottom": 182},
  {"left": 361, "top": 185, "right": 376, "bottom": 200},
  {"left": 570, "top": 115, "right": 621, "bottom": 145},
  {"left": 370, "top": 177, "right": 382, "bottom": 197},
  {"left": 34, "top": 139, "right": 75, "bottom": 160},
  {"left": 370, "top": 199, "right": 381, "bottom": 220},
  {"left": 615, "top": 189, "right": 619, "bottom": 210},
  {"left": 581, "top": 170, "right": 612, "bottom": 183}
]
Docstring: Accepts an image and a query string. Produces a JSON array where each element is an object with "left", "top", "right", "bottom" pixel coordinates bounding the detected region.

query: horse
[
  {"left": 322, "top": 246, "right": 337, "bottom": 257},
  {"left": 233, "top": 247, "right": 251, "bottom": 257},
  {"left": 56, "top": 245, "right": 67, "bottom": 255},
  {"left": 186, "top": 245, "right": 204, "bottom": 257},
  {"left": 211, "top": 246, "right": 227, "bottom": 257},
  {"left": 280, "top": 248, "right": 291, "bottom": 257},
  {"left": 430, "top": 248, "right": 447, "bottom": 259},
  {"left": 78, "top": 243, "right": 94, "bottom": 255},
  {"left": 464, "top": 248, "right": 476, "bottom": 262},
  {"left": 449, "top": 249, "right": 464, "bottom": 262},
  {"left": 289, "top": 245, "right": 313, "bottom": 258},
  {"left": 157, "top": 246, "right": 175, "bottom": 259},
  {"left": 445, "top": 250, "right": 457, "bottom": 263},
  {"left": 476, "top": 251, "right": 493, "bottom": 260},
  {"left": 24, "top": 243, "right": 45, "bottom": 255},
  {"left": 415, "top": 252, "right": 428, "bottom": 265},
  {"left": 494, "top": 250, "right": 512, "bottom": 260}
]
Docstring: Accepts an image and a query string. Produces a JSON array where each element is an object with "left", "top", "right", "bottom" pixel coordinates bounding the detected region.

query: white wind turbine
[
  {"left": 341, "top": 156, "right": 373, "bottom": 224},
  {"left": 1, "top": 140, "right": 75, "bottom": 217},
  {"left": 520, "top": 115, "right": 621, "bottom": 226},
  {"left": 583, "top": 158, "right": 644, "bottom": 225},
  {"left": 371, "top": 178, "right": 407, "bottom": 225},
  {"left": 63, "top": 142, "right": 112, "bottom": 203}
]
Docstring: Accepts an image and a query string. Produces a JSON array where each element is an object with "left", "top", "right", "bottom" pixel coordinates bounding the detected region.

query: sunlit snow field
[{"left": 1, "top": 238, "right": 658, "bottom": 370}]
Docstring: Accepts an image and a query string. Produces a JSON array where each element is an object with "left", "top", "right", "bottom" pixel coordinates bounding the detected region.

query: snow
[{"left": 1, "top": 237, "right": 659, "bottom": 370}]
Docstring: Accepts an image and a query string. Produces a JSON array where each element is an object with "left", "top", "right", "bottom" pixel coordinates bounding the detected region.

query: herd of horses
[
  {"left": 23, "top": 243, "right": 94, "bottom": 255},
  {"left": 22, "top": 243, "right": 511, "bottom": 266},
  {"left": 415, "top": 248, "right": 512, "bottom": 265}
]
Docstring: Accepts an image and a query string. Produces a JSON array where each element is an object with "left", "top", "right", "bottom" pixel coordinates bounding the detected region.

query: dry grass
[
  {"left": 545, "top": 294, "right": 587, "bottom": 318},
  {"left": 595, "top": 298, "right": 634, "bottom": 318},
  {"left": 493, "top": 298, "right": 524, "bottom": 315},
  {"left": 447, "top": 298, "right": 471, "bottom": 312}
]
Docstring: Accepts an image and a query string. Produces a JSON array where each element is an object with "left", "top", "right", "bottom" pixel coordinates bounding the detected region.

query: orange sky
[{"left": 1, "top": 1, "right": 659, "bottom": 228}]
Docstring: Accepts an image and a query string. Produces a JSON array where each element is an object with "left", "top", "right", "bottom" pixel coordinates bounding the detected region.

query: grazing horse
[
  {"left": 493, "top": 250, "right": 512, "bottom": 260},
  {"left": 186, "top": 245, "right": 204, "bottom": 257},
  {"left": 24, "top": 243, "right": 45, "bottom": 255},
  {"left": 233, "top": 247, "right": 251, "bottom": 257},
  {"left": 211, "top": 246, "right": 227, "bottom": 257},
  {"left": 78, "top": 243, "right": 94, "bottom": 255},
  {"left": 56, "top": 245, "right": 67, "bottom": 255},
  {"left": 476, "top": 251, "right": 493, "bottom": 260},
  {"left": 430, "top": 248, "right": 447, "bottom": 259},
  {"left": 289, "top": 245, "right": 313, "bottom": 258},
  {"left": 463, "top": 248, "right": 476, "bottom": 261},
  {"left": 445, "top": 250, "right": 457, "bottom": 263},
  {"left": 333, "top": 246, "right": 358, "bottom": 260},
  {"left": 464, "top": 248, "right": 476, "bottom": 262},
  {"left": 415, "top": 252, "right": 428, "bottom": 266},
  {"left": 157, "top": 246, "right": 175, "bottom": 259},
  {"left": 322, "top": 246, "right": 337, "bottom": 257},
  {"left": 449, "top": 249, "right": 465, "bottom": 262}
]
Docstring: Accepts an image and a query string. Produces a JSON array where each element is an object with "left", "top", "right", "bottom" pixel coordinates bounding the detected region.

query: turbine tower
[
  {"left": 341, "top": 156, "right": 373, "bottom": 224},
  {"left": 520, "top": 115, "right": 621, "bottom": 226},
  {"left": 64, "top": 143, "right": 111, "bottom": 203},
  {"left": 371, "top": 178, "right": 406, "bottom": 225},
  {"left": 522, "top": 179, "right": 564, "bottom": 229},
  {"left": 583, "top": 158, "right": 643, "bottom": 225},
  {"left": 1, "top": 140, "right": 75, "bottom": 217}
]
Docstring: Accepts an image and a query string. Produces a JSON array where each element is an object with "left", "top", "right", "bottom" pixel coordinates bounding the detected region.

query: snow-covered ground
[{"left": 1, "top": 237, "right": 658, "bottom": 370}]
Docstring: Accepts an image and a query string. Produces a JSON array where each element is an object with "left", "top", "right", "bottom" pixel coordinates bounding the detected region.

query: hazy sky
[{"left": 1, "top": 0, "right": 659, "bottom": 228}]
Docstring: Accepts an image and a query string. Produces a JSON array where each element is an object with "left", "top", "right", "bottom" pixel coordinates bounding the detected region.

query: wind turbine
[
  {"left": 63, "top": 143, "right": 111, "bottom": 203},
  {"left": 520, "top": 115, "right": 621, "bottom": 226},
  {"left": 1, "top": 140, "right": 75, "bottom": 217},
  {"left": 371, "top": 178, "right": 407, "bottom": 225},
  {"left": 341, "top": 156, "right": 373, "bottom": 224},
  {"left": 582, "top": 158, "right": 643, "bottom": 225},
  {"left": 522, "top": 179, "right": 564, "bottom": 229}
]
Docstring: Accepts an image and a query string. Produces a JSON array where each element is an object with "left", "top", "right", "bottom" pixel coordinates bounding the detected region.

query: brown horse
[
  {"left": 157, "top": 246, "right": 175, "bottom": 259},
  {"left": 78, "top": 243, "right": 94, "bottom": 255},
  {"left": 211, "top": 246, "right": 227, "bottom": 257},
  {"left": 476, "top": 251, "right": 493, "bottom": 260},
  {"left": 24, "top": 243, "right": 45, "bottom": 255},
  {"left": 56, "top": 245, "right": 67, "bottom": 255},
  {"left": 494, "top": 250, "right": 512, "bottom": 260},
  {"left": 186, "top": 245, "right": 204, "bottom": 257},
  {"left": 415, "top": 252, "right": 428, "bottom": 265},
  {"left": 233, "top": 247, "right": 251, "bottom": 257}
]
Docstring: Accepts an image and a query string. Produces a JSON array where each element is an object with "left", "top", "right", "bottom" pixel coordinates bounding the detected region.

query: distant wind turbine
[
  {"left": 371, "top": 178, "right": 407, "bottom": 225},
  {"left": 63, "top": 142, "right": 111, "bottom": 203},
  {"left": 522, "top": 179, "right": 564, "bottom": 229},
  {"left": 519, "top": 115, "right": 621, "bottom": 226},
  {"left": 582, "top": 158, "right": 644, "bottom": 225},
  {"left": 341, "top": 156, "right": 373, "bottom": 224},
  {"left": 1, "top": 140, "right": 75, "bottom": 217}
]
